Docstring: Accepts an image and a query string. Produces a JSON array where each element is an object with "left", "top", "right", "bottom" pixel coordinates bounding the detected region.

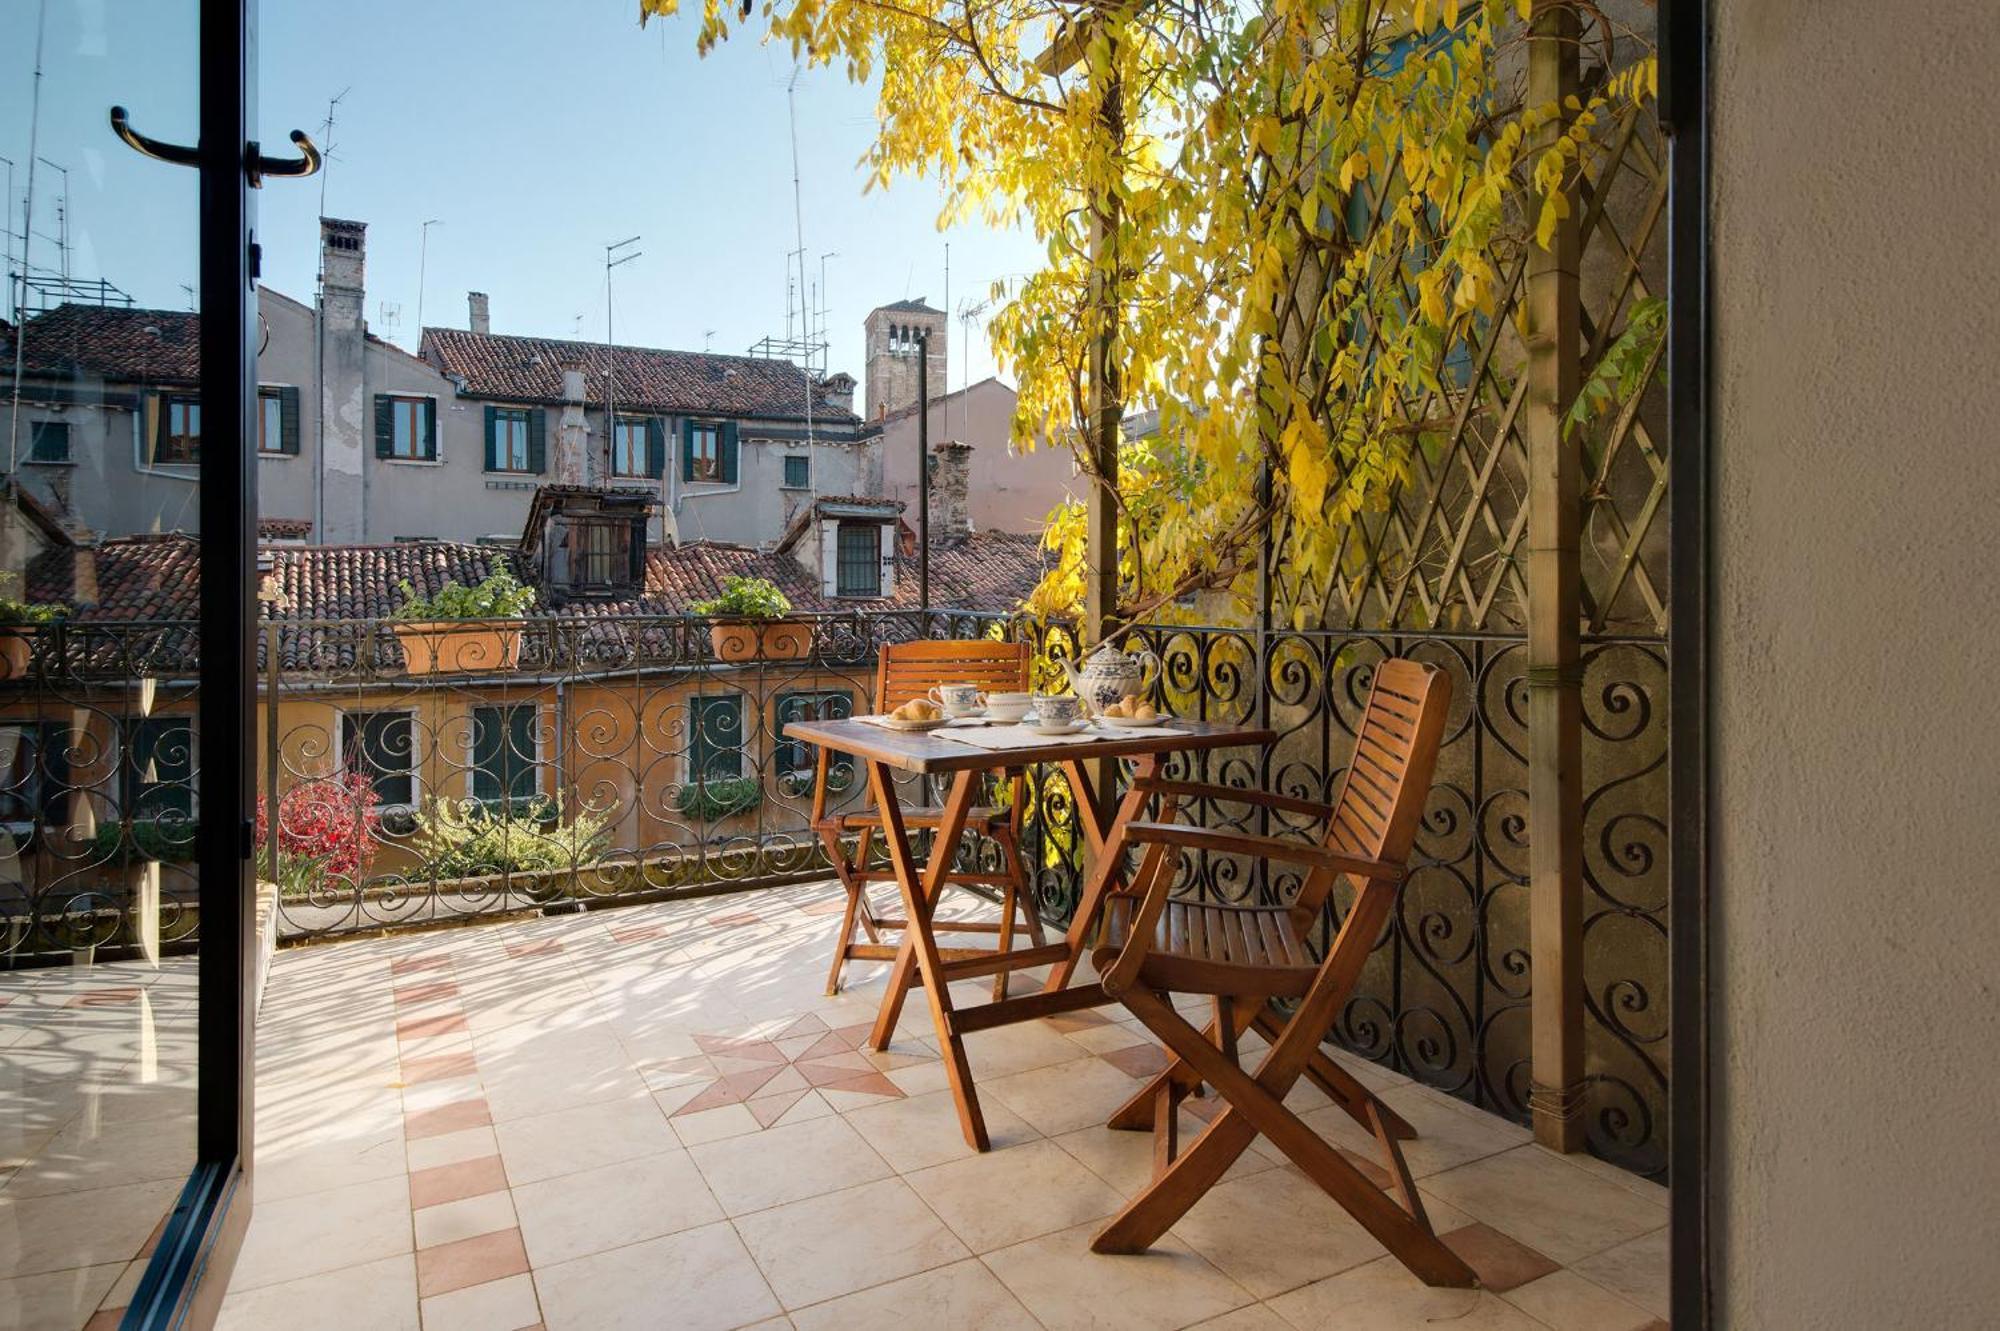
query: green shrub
[
  {"left": 410, "top": 794, "right": 610, "bottom": 879},
  {"left": 690, "top": 575, "right": 791, "bottom": 620},
  {"left": 675, "top": 776, "right": 762, "bottom": 821},
  {"left": 393, "top": 563, "right": 536, "bottom": 622},
  {"left": 90, "top": 818, "right": 198, "bottom": 864},
  {"left": 0, "top": 570, "right": 65, "bottom": 625}
]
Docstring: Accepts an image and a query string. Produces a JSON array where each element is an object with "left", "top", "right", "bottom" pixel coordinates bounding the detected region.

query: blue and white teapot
[{"left": 1059, "top": 642, "right": 1161, "bottom": 715}]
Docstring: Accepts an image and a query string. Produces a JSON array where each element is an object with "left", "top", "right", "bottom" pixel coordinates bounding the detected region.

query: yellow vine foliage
[{"left": 637, "top": 0, "right": 1655, "bottom": 629}]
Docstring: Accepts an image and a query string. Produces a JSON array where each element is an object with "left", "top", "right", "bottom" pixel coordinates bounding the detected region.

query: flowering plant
[{"left": 256, "top": 770, "right": 382, "bottom": 896}]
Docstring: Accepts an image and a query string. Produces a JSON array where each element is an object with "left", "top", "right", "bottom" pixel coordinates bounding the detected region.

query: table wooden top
[{"left": 783, "top": 715, "right": 1276, "bottom": 775}]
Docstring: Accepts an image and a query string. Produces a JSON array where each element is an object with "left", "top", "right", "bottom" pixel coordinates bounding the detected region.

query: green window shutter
[
  {"left": 279, "top": 387, "right": 301, "bottom": 454},
  {"left": 526, "top": 408, "right": 547, "bottom": 474},
  {"left": 719, "top": 422, "right": 740, "bottom": 484},
  {"left": 680, "top": 419, "right": 695, "bottom": 482},
  {"left": 483, "top": 405, "right": 499, "bottom": 471},
  {"left": 422, "top": 399, "right": 438, "bottom": 461},
  {"left": 645, "top": 418, "right": 666, "bottom": 479},
  {"left": 374, "top": 395, "right": 394, "bottom": 458}
]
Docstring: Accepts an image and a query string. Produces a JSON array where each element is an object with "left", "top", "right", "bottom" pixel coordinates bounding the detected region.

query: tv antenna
[
  {"left": 315, "top": 88, "right": 348, "bottom": 220},
  {"left": 416, "top": 219, "right": 441, "bottom": 348},
  {"left": 604, "top": 235, "right": 642, "bottom": 444}
]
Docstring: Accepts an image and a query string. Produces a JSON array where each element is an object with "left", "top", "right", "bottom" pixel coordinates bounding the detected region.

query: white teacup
[
  {"left": 1032, "top": 694, "right": 1084, "bottom": 731},
  {"left": 928, "top": 683, "right": 986, "bottom": 717},
  {"left": 985, "top": 691, "right": 1031, "bottom": 722}
]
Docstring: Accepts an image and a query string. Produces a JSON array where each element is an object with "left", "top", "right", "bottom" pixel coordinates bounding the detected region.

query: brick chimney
[
  {"left": 928, "top": 441, "right": 973, "bottom": 541},
  {"left": 468, "top": 291, "right": 490, "bottom": 336},
  {"left": 317, "top": 218, "right": 367, "bottom": 543},
  {"left": 70, "top": 543, "right": 99, "bottom": 608},
  {"left": 554, "top": 358, "right": 591, "bottom": 486}
]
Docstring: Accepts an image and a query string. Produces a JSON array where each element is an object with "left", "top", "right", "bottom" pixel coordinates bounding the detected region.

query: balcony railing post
[{"left": 1525, "top": 0, "right": 1588, "bottom": 1155}]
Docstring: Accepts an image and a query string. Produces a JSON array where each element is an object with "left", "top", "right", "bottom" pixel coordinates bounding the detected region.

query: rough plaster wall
[{"left": 1711, "top": 2, "right": 2000, "bottom": 1324}]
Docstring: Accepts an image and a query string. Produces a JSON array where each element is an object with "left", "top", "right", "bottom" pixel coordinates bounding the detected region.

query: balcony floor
[{"left": 223, "top": 885, "right": 1668, "bottom": 1331}]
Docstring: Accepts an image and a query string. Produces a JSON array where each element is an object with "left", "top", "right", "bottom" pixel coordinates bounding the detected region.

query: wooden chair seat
[{"left": 1094, "top": 896, "right": 1318, "bottom": 998}]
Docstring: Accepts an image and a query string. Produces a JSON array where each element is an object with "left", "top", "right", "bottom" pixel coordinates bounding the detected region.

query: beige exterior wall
[
  {"left": 874, "top": 379, "right": 1081, "bottom": 536},
  {"left": 1710, "top": 2, "right": 2000, "bottom": 1323}
]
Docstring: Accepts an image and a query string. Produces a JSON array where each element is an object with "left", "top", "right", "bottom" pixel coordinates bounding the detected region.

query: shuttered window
[
  {"left": 469, "top": 704, "right": 539, "bottom": 807},
  {"left": 688, "top": 696, "right": 744, "bottom": 782},
  {"left": 612, "top": 417, "right": 664, "bottom": 478},
  {"left": 257, "top": 386, "right": 301, "bottom": 456},
  {"left": 782, "top": 454, "right": 810, "bottom": 488},
  {"left": 376, "top": 395, "right": 437, "bottom": 461},
  {"left": 27, "top": 421, "right": 70, "bottom": 463},
  {"left": 486, "top": 407, "right": 536, "bottom": 473},
  {"left": 342, "top": 710, "right": 416, "bottom": 808},
  {"left": 681, "top": 420, "right": 738, "bottom": 484},
  {"left": 836, "top": 522, "right": 882, "bottom": 597}
]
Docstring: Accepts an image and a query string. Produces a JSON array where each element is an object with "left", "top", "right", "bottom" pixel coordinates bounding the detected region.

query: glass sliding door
[{"left": 1, "top": 1, "right": 269, "bottom": 1324}]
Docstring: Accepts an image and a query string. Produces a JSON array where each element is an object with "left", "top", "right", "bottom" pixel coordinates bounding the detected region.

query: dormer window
[
  {"left": 836, "top": 521, "right": 882, "bottom": 597},
  {"left": 566, "top": 516, "right": 633, "bottom": 589}
]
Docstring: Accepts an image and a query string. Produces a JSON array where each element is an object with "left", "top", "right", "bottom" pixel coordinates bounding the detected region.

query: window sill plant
[
  {"left": 0, "top": 575, "right": 65, "bottom": 680},
  {"left": 390, "top": 565, "right": 537, "bottom": 676},
  {"left": 691, "top": 575, "right": 811, "bottom": 662}
]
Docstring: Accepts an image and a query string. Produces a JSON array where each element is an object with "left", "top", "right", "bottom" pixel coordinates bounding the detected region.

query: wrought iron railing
[{"left": 0, "top": 609, "right": 1666, "bottom": 1178}]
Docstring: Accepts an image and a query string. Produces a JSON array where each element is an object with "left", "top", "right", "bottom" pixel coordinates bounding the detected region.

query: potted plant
[
  {"left": 390, "top": 564, "right": 536, "bottom": 676},
  {"left": 691, "top": 575, "right": 811, "bottom": 662},
  {"left": 0, "top": 574, "right": 65, "bottom": 681}
]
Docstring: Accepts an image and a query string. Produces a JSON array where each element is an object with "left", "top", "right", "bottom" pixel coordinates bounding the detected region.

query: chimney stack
[
  {"left": 468, "top": 291, "right": 491, "bottom": 336},
  {"left": 928, "top": 441, "right": 973, "bottom": 541},
  {"left": 317, "top": 219, "right": 368, "bottom": 542},
  {"left": 553, "top": 358, "right": 591, "bottom": 486}
]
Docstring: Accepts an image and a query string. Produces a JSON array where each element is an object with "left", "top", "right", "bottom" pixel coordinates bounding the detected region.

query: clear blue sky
[{"left": 2, "top": 0, "right": 1042, "bottom": 390}]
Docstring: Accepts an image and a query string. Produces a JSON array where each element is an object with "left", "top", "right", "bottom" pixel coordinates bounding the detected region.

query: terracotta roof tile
[
  {"left": 6, "top": 304, "right": 202, "bottom": 385},
  {"left": 422, "top": 328, "right": 857, "bottom": 424}
]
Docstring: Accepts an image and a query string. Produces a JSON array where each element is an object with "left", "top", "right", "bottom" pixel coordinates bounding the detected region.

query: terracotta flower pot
[
  {"left": 708, "top": 618, "right": 812, "bottom": 663},
  {"left": 0, "top": 632, "right": 32, "bottom": 681},
  {"left": 393, "top": 620, "right": 526, "bottom": 676}
]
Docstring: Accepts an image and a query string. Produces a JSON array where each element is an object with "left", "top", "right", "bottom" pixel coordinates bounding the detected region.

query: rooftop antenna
[
  {"left": 181, "top": 282, "right": 197, "bottom": 311},
  {"left": 787, "top": 66, "right": 814, "bottom": 450},
  {"left": 604, "top": 235, "right": 643, "bottom": 464},
  {"left": 377, "top": 300, "right": 402, "bottom": 345},
  {"left": 7, "top": 0, "right": 51, "bottom": 475},
  {"left": 956, "top": 295, "right": 989, "bottom": 417},
  {"left": 415, "top": 218, "right": 441, "bottom": 349},
  {"left": 572, "top": 312, "right": 584, "bottom": 336},
  {"left": 33, "top": 156, "right": 69, "bottom": 286},
  {"left": 703, "top": 329, "right": 716, "bottom": 352},
  {"left": 0, "top": 155, "right": 15, "bottom": 323},
  {"left": 315, "top": 88, "right": 348, "bottom": 222}
]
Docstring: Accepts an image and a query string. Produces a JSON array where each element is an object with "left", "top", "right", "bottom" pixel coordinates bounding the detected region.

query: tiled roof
[
  {"left": 25, "top": 528, "right": 1042, "bottom": 642},
  {"left": 421, "top": 328, "right": 858, "bottom": 424},
  {"left": 874, "top": 298, "right": 942, "bottom": 315},
  {"left": 5, "top": 304, "right": 202, "bottom": 385}
]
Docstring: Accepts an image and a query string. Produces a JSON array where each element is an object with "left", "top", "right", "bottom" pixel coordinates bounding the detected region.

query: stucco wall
[
  {"left": 1710, "top": 2, "right": 2000, "bottom": 1323},
  {"left": 876, "top": 379, "right": 1081, "bottom": 535}
]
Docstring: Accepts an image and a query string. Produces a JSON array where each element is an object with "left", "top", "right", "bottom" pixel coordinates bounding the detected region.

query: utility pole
[
  {"left": 917, "top": 329, "right": 931, "bottom": 610},
  {"left": 416, "top": 218, "right": 441, "bottom": 348},
  {"left": 0, "top": 155, "right": 14, "bottom": 323},
  {"left": 35, "top": 156, "right": 69, "bottom": 285},
  {"left": 604, "top": 235, "right": 642, "bottom": 478}
]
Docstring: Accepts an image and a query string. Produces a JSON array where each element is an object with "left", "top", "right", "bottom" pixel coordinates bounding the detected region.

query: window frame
[
  {"left": 27, "top": 419, "right": 71, "bottom": 464},
  {"left": 467, "top": 703, "right": 542, "bottom": 809},
  {"left": 0, "top": 720, "right": 72, "bottom": 834},
  {"left": 610, "top": 416, "right": 650, "bottom": 479},
  {"left": 155, "top": 392, "right": 202, "bottom": 466},
  {"left": 687, "top": 694, "right": 746, "bottom": 784},
  {"left": 120, "top": 715, "right": 198, "bottom": 822},
  {"left": 687, "top": 421, "right": 722, "bottom": 482},
  {"left": 782, "top": 454, "right": 811, "bottom": 489},
  {"left": 256, "top": 389, "right": 285, "bottom": 455},
  {"left": 773, "top": 690, "right": 853, "bottom": 790},
  {"left": 384, "top": 394, "right": 433, "bottom": 462},
  {"left": 340, "top": 708, "right": 419, "bottom": 811},
  {"left": 489, "top": 407, "right": 533, "bottom": 473},
  {"left": 835, "top": 521, "right": 883, "bottom": 598}
]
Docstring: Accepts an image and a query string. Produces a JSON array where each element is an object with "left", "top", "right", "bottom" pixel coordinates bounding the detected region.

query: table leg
[
  {"left": 1043, "top": 753, "right": 1161, "bottom": 993},
  {"left": 863, "top": 763, "right": 989, "bottom": 1150}
]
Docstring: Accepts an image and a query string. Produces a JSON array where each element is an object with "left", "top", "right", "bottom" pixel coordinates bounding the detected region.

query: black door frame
[
  {"left": 121, "top": 0, "right": 259, "bottom": 1324},
  {"left": 1660, "top": 0, "right": 1711, "bottom": 1326}
]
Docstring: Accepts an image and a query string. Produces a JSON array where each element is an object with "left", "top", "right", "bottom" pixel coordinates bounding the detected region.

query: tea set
[{"left": 885, "top": 644, "right": 1167, "bottom": 735}]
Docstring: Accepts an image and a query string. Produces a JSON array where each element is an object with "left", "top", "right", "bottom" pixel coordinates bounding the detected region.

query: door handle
[{"left": 109, "top": 106, "right": 322, "bottom": 187}]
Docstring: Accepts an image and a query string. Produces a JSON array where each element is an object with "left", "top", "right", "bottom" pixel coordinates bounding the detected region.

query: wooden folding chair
[
  {"left": 813, "top": 639, "right": 1047, "bottom": 999},
  {"left": 1085, "top": 657, "right": 1477, "bottom": 1287}
]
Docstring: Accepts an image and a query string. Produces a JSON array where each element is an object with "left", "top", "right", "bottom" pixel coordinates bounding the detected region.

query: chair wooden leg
[
  {"left": 1096, "top": 986, "right": 1476, "bottom": 1289},
  {"left": 992, "top": 858, "right": 1017, "bottom": 1004},
  {"left": 1106, "top": 1000, "right": 1257, "bottom": 1131},
  {"left": 819, "top": 828, "right": 865, "bottom": 996},
  {"left": 1251, "top": 1004, "right": 1417, "bottom": 1141}
]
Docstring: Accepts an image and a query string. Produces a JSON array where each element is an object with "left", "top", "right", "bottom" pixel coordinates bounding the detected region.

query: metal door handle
[{"left": 110, "top": 106, "right": 322, "bottom": 186}]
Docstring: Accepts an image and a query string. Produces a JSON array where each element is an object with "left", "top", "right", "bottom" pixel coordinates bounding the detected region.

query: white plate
[
  {"left": 1096, "top": 713, "right": 1164, "bottom": 728},
  {"left": 876, "top": 716, "right": 951, "bottom": 732},
  {"left": 1028, "top": 719, "right": 1091, "bottom": 735}
]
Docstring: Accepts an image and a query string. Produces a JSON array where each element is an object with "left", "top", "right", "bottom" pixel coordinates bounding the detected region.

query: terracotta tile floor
[{"left": 220, "top": 884, "right": 1669, "bottom": 1330}]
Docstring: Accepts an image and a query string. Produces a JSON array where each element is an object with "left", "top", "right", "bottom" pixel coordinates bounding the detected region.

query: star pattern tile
[{"left": 657, "top": 1012, "right": 932, "bottom": 1127}]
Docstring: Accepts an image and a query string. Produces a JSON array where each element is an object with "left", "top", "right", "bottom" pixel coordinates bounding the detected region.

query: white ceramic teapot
[{"left": 1059, "top": 642, "right": 1161, "bottom": 715}]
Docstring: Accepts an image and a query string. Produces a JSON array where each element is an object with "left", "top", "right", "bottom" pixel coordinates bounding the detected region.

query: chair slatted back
[
  {"left": 875, "top": 639, "right": 1031, "bottom": 713},
  {"left": 1296, "top": 658, "right": 1452, "bottom": 916}
]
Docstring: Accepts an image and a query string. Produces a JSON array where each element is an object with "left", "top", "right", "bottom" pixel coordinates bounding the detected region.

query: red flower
[{"left": 256, "top": 770, "right": 381, "bottom": 882}]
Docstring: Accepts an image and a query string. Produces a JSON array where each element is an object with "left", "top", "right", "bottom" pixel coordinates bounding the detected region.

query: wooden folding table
[{"left": 782, "top": 714, "right": 1273, "bottom": 1150}]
